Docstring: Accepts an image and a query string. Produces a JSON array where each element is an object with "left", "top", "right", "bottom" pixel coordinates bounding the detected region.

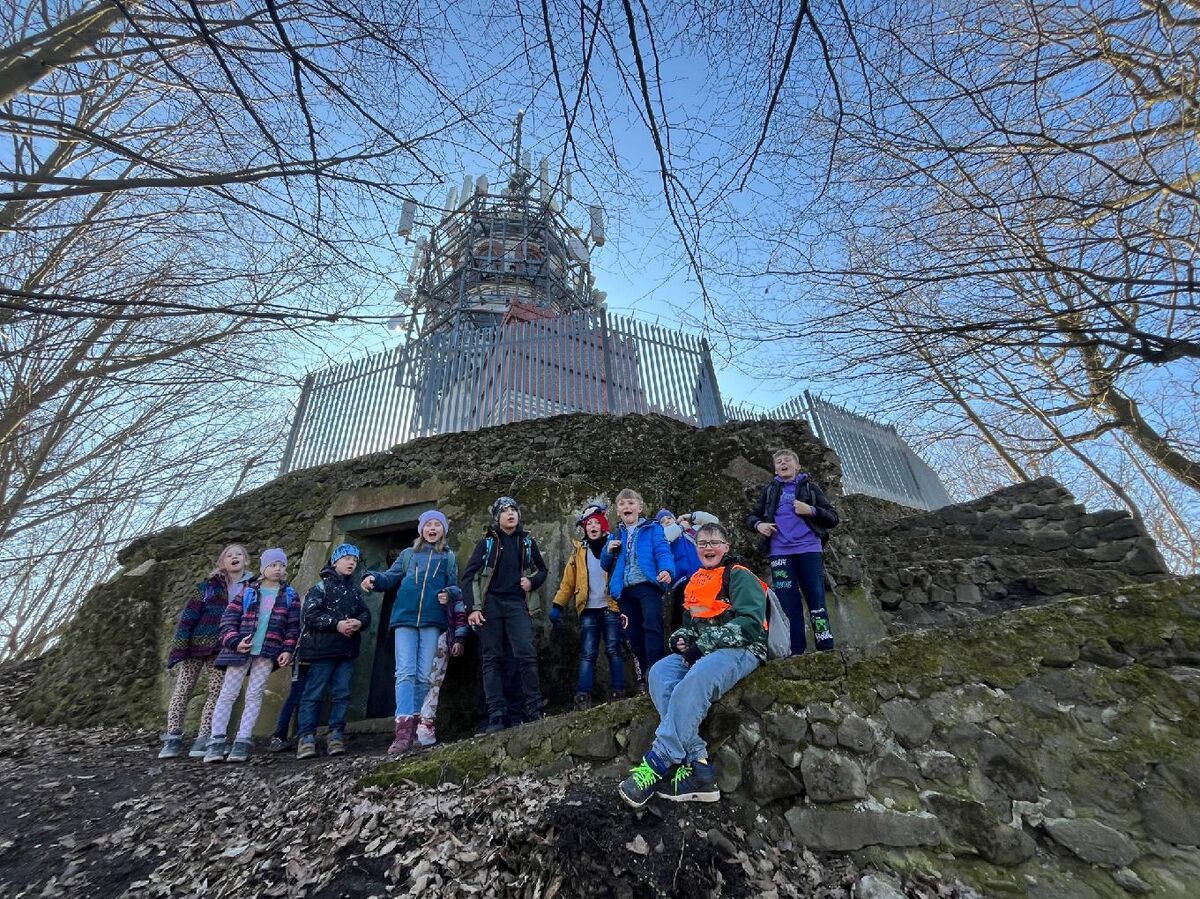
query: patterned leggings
[
  {"left": 211, "top": 656, "right": 276, "bottom": 742},
  {"left": 165, "top": 658, "right": 225, "bottom": 736},
  {"left": 418, "top": 633, "right": 450, "bottom": 724}
]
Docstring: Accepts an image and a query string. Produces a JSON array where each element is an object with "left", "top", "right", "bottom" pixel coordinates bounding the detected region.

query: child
[
  {"left": 619, "top": 522, "right": 765, "bottom": 807},
  {"left": 414, "top": 587, "right": 469, "bottom": 748},
  {"left": 461, "top": 496, "right": 549, "bottom": 733},
  {"left": 295, "top": 543, "right": 372, "bottom": 759},
  {"left": 602, "top": 489, "right": 674, "bottom": 691},
  {"left": 159, "top": 544, "right": 253, "bottom": 759},
  {"left": 361, "top": 510, "right": 466, "bottom": 756},
  {"left": 550, "top": 504, "right": 624, "bottom": 710},
  {"left": 746, "top": 449, "right": 840, "bottom": 653},
  {"left": 657, "top": 508, "right": 701, "bottom": 587},
  {"left": 205, "top": 548, "right": 300, "bottom": 762},
  {"left": 267, "top": 663, "right": 308, "bottom": 752}
]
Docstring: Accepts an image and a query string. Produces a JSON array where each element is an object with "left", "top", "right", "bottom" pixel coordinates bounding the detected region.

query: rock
[
  {"left": 801, "top": 747, "right": 867, "bottom": 802},
  {"left": 625, "top": 714, "right": 658, "bottom": 762},
  {"left": 570, "top": 727, "right": 617, "bottom": 761},
  {"left": 808, "top": 703, "right": 839, "bottom": 724},
  {"left": 881, "top": 699, "right": 934, "bottom": 748},
  {"left": 763, "top": 708, "right": 808, "bottom": 746},
  {"left": 924, "top": 792, "right": 1036, "bottom": 866},
  {"left": 980, "top": 735, "right": 1040, "bottom": 801},
  {"left": 811, "top": 722, "right": 838, "bottom": 748},
  {"left": 854, "top": 873, "right": 906, "bottom": 899},
  {"left": 746, "top": 748, "right": 804, "bottom": 804},
  {"left": 837, "top": 715, "right": 876, "bottom": 754},
  {"left": 1043, "top": 817, "right": 1138, "bottom": 867},
  {"left": 785, "top": 807, "right": 939, "bottom": 851},
  {"left": 1079, "top": 640, "right": 1133, "bottom": 668},
  {"left": 1111, "top": 867, "right": 1153, "bottom": 895},
  {"left": 1139, "top": 782, "right": 1200, "bottom": 846},
  {"left": 868, "top": 753, "right": 923, "bottom": 787},
  {"left": 713, "top": 744, "right": 743, "bottom": 794},
  {"left": 954, "top": 583, "right": 982, "bottom": 604}
]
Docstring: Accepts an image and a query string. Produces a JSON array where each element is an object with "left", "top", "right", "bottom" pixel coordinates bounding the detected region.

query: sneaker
[
  {"left": 227, "top": 740, "right": 252, "bottom": 763},
  {"left": 296, "top": 735, "right": 317, "bottom": 760},
  {"left": 483, "top": 715, "right": 507, "bottom": 734},
  {"left": 189, "top": 732, "right": 211, "bottom": 758},
  {"left": 609, "top": 688, "right": 627, "bottom": 702},
  {"left": 573, "top": 692, "right": 592, "bottom": 711},
  {"left": 415, "top": 719, "right": 437, "bottom": 748},
  {"left": 656, "top": 760, "right": 720, "bottom": 802},
  {"left": 268, "top": 735, "right": 292, "bottom": 753},
  {"left": 203, "top": 735, "right": 228, "bottom": 764},
  {"left": 618, "top": 752, "right": 671, "bottom": 809},
  {"left": 326, "top": 731, "right": 346, "bottom": 756},
  {"left": 158, "top": 734, "right": 184, "bottom": 759},
  {"left": 813, "top": 617, "right": 835, "bottom": 651}
]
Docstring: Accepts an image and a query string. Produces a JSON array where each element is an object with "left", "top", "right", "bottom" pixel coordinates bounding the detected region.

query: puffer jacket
[
  {"left": 215, "top": 580, "right": 301, "bottom": 668},
  {"left": 297, "top": 566, "right": 372, "bottom": 661},
  {"left": 166, "top": 571, "right": 254, "bottom": 668},
  {"left": 602, "top": 518, "right": 675, "bottom": 598}
]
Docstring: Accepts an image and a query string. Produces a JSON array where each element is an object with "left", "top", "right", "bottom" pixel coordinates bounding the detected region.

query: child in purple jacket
[{"left": 204, "top": 548, "right": 301, "bottom": 763}]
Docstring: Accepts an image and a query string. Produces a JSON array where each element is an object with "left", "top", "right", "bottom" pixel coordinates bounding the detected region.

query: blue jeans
[
  {"left": 394, "top": 625, "right": 440, "bottom": 717},
  {"left": 272, "top": 664, "right": 309, "bottom": 739},
  {"left": 618, "top": 581, "right": 665, "bottom": 681},
  {"left": 576, "top": 608, "right": 624, "bottom": 694},
  {"left": 298, "top": 658, "right": 355, "bottom": 738},
  {"left": 648, "top": 649, "right": 760, "bottom": 764},
  {"left": 769, "top": 552, "right": 833, "bottom": 653}
]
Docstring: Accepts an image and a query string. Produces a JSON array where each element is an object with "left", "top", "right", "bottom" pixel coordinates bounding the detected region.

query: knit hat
[
  {"left": 260, "top": 548, "right": 287, "bottom": 570},
  {"left": 577, "top": 503, "right": 610, "bottom": 533},
  {"left": 655, "top": 508, "right": 675, "bottom": 523},
  {"left": 330, "top": 543, "right": 361, "bottom": 564},
  {"left": 491, "top": 496, "right": 520, "bottom": 521},
  {"left": 418, "top": 509, "right": 449, "bottom": 534},
  {"left": 690, "top": 511, "right": 720, "bottom": 528}
]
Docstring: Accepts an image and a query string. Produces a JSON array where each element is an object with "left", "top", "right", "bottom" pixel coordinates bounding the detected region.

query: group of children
[{"left": 158, "top": 449, "right": 838, "bottom": 807}]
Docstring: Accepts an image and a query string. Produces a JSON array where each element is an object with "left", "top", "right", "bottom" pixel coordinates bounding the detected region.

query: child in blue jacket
[{"left": 603, "top": 489, "right": 675, "bottom": 690}]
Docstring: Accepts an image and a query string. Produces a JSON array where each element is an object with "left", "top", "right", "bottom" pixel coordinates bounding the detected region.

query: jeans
[
  {"left": 478, "top": 595, "right": 543, "bottom": 718},
  {"left": 273, "top": 664, "right": 308, "bottom": 739},
  {"left": 394, "top": 625, "right": 441, "bottom": 717},
  {"left": 298, "top": 658, "right": 355, "bottom": 738},
  {"left": 648, "top": 649, "right": 760, "bottom": 764},
  {"left": 769, "top": 552, "right": 833, "bottom": 653},
  {"left": 618, "top": 582, "right": 665, "bottom": 681},
  {"left": 576, "top": 608, "right": 624, "bottom": 694}
]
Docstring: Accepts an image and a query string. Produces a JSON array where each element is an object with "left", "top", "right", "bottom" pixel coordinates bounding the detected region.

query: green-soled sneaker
[{"left": 656, "top": 761, "right": 720, "bottom": 802}]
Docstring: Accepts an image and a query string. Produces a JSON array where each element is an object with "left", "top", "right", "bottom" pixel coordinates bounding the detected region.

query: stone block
[
  {"left": 837, "top": 715, "right": 876, "bottom": 754},
  {"left": 929, "top": 585, "right": 954, "bottom": 605},
  {"left": 923, "top": 792, "right": 1036, "bottom": 866},
  {"left": 1086, "top": 543, "right": 1129, "bottom": 563},
  {"left": 881, "top": 699, "right": 934, "bottom": 749},
  {"left": 1043, "top": 817, "right": 1138, "bottom": 867},
  {"left": 878, "top": 591, "right": 903, "bottom": 610},
  {"left": 746, "top": 747, "right": 805, "bottom": 805},
  {"left": 868, "top": 753, "right": 924, "bottom": 787},
  {"left": 1039, "top": 643, "right": 1080, "bottom": 668},
  {"left": 785, "top": 807, "right": 939, "bottom": 851},
  {"left": 954, "top": 583, "right": 982, "bottom": 604},
  {"left": 905, "top": 586, "right": 929, "bottom": 605},
  {"left": 801, "top": 747, "right": 867, "bottom": 802},
  {"left": 854, "top": 873, "right": 906, "bottom": 899},
  {"left": 811, "top": 722, "right": 838, "bottom": 748},
  {"left": 570, "top": 727, "right": 618, "bottom": 761},
  {"left": 916, "top": 749, "right": 966, "bottom": 786},
  {"left": 714, "top": 744, "right": 743, "bottom": 794},
  {"left": 1097, "top": 518, "right": 1140, "bottom": 541},
  {"left": 1139, "top": 782, "right": 1200, "bottom": 846},
  {"left": 763, "top": 707, "right": 808, "bottom": 746}
]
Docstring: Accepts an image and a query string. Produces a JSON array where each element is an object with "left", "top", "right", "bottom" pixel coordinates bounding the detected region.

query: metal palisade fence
[
  {"left": 279, "top": 310, "right": 725, "bottom": 473},
  {"left": 726, "top": 392, "right": 952, "bottom": 511}
]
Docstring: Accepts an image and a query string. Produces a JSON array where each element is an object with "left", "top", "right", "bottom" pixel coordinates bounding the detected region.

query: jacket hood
[{"left": 772, "top": 473, "right": 809, "bottom": 485}]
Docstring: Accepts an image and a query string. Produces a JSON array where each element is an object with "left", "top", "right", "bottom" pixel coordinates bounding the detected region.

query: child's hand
[
  {"left": 656, "top": 570, "right": 672, "bottom": 585},
  {"left": 673, "top": 636, "right": 689, "bottom": 654},
  {"left": 437, "top": 590, "right": 450, "bottom": 605},
  {"left": 607, "top": 539, "right": 621, "bottom": 554},
  {"left": 278, "top": 652, "right": 292, "bottom": 667},
  {"left": 450, "top": 641, "right": 464, "bottom": 658},
  {"left": 237, "top": 635, "right": 253, "bottom": 653},
  {"left": 336, "top": 620, "right": 356, "bottom": 636},
  {"left": 519, "top": 576, "right": 532, "bottom": 592},
  {"left": 347, "top": 618, "right": 362, "bottom": 632},
  {"left": 619, "top": 614, "right": 629, "bottom": 630},
  {"left": 468, "top": 610, "right": 485, "bottom": 626},
  {"left": 793, "top": 501, "right": 814, "bottom": 516},
  {"left": 756, "top": 522, "right": 778, "bottom": 537},
  {"left": 360, "top": 575, "right": 376, "bottom": 591}
]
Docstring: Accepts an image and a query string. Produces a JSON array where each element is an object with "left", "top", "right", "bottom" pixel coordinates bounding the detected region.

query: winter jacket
[
  {"left": 670, "top": 560, "right": 768, "bottom": 663},
  {"left": 552, "top": 540, "right": 620, "bottom": 614},
  {"left": 166, "top": 571, "right": 254, "bottom": 669},
  {"left": 664, "top": 526, "right": 701, "bottom": 586},
  {"left": 746, "top": 475, "right": 839, "bottom": 554},
  {"left": 460, "top": 526, "right": 548, "bottom": 613},
  {"left": 215, "top": 580, "right": 301, "bottom": 668},
  {"left": 297, "top": 566, "right": 372, "bottom": 661},
  {"left": 367, "top": 545, "right": 463, "bottom": 632},
  {"left": 602, "top": 519, "right": 675, "bottom": 598}
]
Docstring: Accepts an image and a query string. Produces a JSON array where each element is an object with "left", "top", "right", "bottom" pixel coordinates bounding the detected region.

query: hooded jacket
[
  {"left": 552, "top": 539, "right": 620, "bottom": 614},
  {"left": 367, "top": 545, "right": 463, "bottom": 631},
  {"left": 167, "top": 570, "right": 254, "bottom": 668},
  {"left": 602, "top": 518, "right": 675, "bottom": 598},
  {"left": 746, "top": 475, "right": 839, "bottom": 554},
  {"left": 297, "top": 565, "right": 372, "bottom": 661},
  {"left": 460, "top": 525, "right": 548, "bottom": 613}
]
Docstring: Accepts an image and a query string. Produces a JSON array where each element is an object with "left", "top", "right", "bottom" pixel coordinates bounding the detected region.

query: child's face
[
  {"left": 422, "top": 519, "right": 445, "bottom": 544},
  {"left": 221, "top": 547, "right": 246, "bottom": 573},
  {"left": 584, "top": 518, "right": 604, "bottom": 540},
  {"left": 616, "top": 497, "right": 642, "bottom": 523},
  {"left": 774, "top": 453, "right": 799, "bottom": 479},
  {"left": 334, "top": 555, "right": 358, "bottom": 576},
  {"left": 659, "top": 515, "right": 676, "bottom": 529},
  {"left": 498, "top": 508, "right": 519, "bottom": 531},
  {"left": 695, "top": 532, "right": 730, "bottom": 568},
  {"left": 261, "top": 561, "right": 286, "bottom": 582}
]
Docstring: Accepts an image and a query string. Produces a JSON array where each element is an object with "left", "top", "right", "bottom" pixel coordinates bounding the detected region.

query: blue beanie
[
  {"left": 418, "top": 509, "right": 449, "bottom": 534},
  {"left": 655, "top": 508, "right": 674, "bottom": 523},
  {"left": 330, "top": 543, "right": 360, "bottom": 564}
]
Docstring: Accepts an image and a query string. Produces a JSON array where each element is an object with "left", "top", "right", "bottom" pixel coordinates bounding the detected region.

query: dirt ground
[{"left": 0, "top": 661, "right": 968, "bottom": 898}]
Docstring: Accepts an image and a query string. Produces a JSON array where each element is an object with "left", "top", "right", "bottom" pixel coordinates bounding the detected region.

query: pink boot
[{"left": 387, "top": 716, "right": 415, "bottom": 756}]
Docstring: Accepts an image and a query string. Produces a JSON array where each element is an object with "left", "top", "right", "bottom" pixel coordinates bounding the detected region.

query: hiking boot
[
  {"left": 158, "top": 733, "right": 184, "bottom": 759},
  {"left": 203, "top": 735, "right": 228, "bottom": 764},
  {"left": 415, "top": 718, "right": 437, "bottom": 748},
  {"left": 618, "top": 751, "right": 671, "bottom": 809},
  {"left": 296, "top": 735, "right": 317, "bottom": 760},
  {"left": 656, "top": 760, "right": 720, "bottom": 802},
  {"left": 573, "top": 692, "right": 592, "bottom": 711},
  {"left": 189, "top": 732, "right": 212, "bottom": 758},
  {"left": 483, "top": 715, "right": 507, "bottom": 734},
  {"left": 387, "top": 716, "right": 415, "bottom": 757},
  {"left": 326, "top": 731, "right": 346, "bottom": 756},
  {"left": 268, "top": 735, "right": 292, "bottom": 753},
  {"left": 227, "top": 740, "right": 252, "bottom": 763},
  {"left": 609, "top": 688, "right": 627, "bottom": 702}
]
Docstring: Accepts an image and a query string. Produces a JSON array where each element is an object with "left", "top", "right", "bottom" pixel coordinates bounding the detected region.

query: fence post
[
  {"left": 599, "top": 309, "right": 616, "bottom": 413},
  {"left": 279, "top": 373, "right": 314, "bottom": 475}
]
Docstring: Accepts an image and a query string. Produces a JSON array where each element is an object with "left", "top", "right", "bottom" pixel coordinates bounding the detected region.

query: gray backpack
[{"left": 764, "top": 585, "right": 792, "bottom": 660}]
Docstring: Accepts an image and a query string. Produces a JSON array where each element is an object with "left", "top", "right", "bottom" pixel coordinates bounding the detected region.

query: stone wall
[{"left": 368, "top": 577, "right": 1200, "bottom": 898}]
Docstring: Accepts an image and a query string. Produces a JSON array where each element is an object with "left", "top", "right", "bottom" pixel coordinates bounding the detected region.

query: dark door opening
[{"left": 362, "top": 526, "right": 418, "bottom": 719}]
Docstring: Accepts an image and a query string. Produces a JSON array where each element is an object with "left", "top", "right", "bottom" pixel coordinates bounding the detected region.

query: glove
[
  {"left": 549, "top": 605, "right": 563, "bottom": 627},
  {"left": 681, "top": 643, "right": 702, "bottom": 666}
]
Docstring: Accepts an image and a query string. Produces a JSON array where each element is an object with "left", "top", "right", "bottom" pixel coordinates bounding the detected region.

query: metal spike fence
[
  {"left": 280, "top": 310, "right": 725, "bottom": 473},
  {"left": 726, "top": 391, "right": 952, "bottom": 511}
]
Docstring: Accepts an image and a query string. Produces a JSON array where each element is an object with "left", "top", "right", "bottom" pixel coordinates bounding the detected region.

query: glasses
[{"left": 696, "top": 540, "right": 728, "bottom": 548}]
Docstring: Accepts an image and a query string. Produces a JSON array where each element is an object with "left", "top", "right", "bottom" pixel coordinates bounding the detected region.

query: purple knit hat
[
  {"left": 260, "top": 548, "right": 287, "bottom": 570},
  {"left": 418, "top": 509, "right": 449, "bottom": 534}
]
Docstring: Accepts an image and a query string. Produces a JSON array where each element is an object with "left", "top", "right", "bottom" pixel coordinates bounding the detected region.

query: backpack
[
  {"left": 717, "top": 564, "right": 792, "bottom": 661},
  {"left": 244, "top": 582, "right": 296, "bottom": 615}
]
